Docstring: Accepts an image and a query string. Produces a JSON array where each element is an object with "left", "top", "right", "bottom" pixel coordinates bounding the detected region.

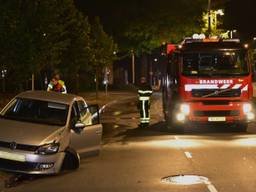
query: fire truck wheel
[
  {"left": 236, "top": 123, "right": 248, "bottom": 132},
  {"left": 173, "top": 124, "right": 185, "bottom": 133},
  {"left": 166, "top": 113, "right": 184, "bottom": 133}
]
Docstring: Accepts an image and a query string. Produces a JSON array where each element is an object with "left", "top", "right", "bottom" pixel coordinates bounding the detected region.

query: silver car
[{"left": 0, "top": 91, "right": 102, "bottom": 174}]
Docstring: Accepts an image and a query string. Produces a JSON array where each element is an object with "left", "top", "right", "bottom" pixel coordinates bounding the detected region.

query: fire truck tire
[
  {"left": 166, "top": 112, "right": 184, "bottom": 133},
  {"left": 236, "top": 123, "right": 248, "bottom": 132}
]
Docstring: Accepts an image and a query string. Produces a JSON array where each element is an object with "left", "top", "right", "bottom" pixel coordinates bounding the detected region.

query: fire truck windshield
[{"left": 182, "top": 50, "right": 249, "bottom": 77}]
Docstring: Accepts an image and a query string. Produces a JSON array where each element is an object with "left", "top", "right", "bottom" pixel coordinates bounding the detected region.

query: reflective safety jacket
[
  {"left": 47, "top": 80, "right": 67, "bottom": 94},
  {"left": 138, "top": 83, "right": 153, "bottom": 100}
]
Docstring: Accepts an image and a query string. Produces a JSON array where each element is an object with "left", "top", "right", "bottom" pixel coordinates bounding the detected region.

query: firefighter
[
  {"left": 47, "top": 75, "right": 67, "bottom": 94},
  {"left": 54, "top": 74, "right": 66, "bottom": 91},
  {"left": 138, "top": 77, "right": 153, "bottom": 127}
]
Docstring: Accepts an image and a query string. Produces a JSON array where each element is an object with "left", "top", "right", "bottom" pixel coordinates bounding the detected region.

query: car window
[
  {"left": 77, "top": 100, "right": 93, "bottom": 126},
  {"left": 77, "top": 100, "right": 89, "bottom": 117},
  {"left": 2, "top": 98, "right": 68, "bottom": 126},
  {"left": 71, "top": 102, "right": 80, "bottom": 120}
]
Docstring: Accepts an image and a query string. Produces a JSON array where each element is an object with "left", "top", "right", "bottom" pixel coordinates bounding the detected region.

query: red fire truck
[{"left": 163, "top": 38, "right": 254, "bottom": 132}]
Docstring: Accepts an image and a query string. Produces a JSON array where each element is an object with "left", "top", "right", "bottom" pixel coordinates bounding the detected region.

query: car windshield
[
  {"left": 182, "top": 50, "right": 249, "bottom": 77},
  {"left": 1, "top": 98, "right": 69, "bottom": 126}
]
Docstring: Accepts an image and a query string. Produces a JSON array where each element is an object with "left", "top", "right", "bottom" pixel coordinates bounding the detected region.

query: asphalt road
[{"left": 5, "top": 93, "right": 256, "bottom": 192}]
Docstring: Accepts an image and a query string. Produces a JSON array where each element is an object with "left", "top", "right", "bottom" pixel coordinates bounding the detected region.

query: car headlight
[
  {"left": 36, "top": 143, "right": 59, "bottom": 155},
  {"left": 243, "top": 103, "right": 252, "bottom": 114},
  {"left": 180, "top": 104, "right": 190, "bottom": 115}
]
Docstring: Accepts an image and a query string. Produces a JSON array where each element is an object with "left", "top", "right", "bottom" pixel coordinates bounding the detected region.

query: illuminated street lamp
[
  {"left": 229, "top": 29, "right": 237, "bottom": 39},
  {"left": 204, "top": 3, "right": 224, "bottom": 36},
  {"left": 1, "top": 67, "right": 7, "bottom": 93},
  {"left": 216, "top": 9, "right": 224, "bottom": 16},
  {"left": 131, "top": 50, "right": 135, "bottom": 84}
]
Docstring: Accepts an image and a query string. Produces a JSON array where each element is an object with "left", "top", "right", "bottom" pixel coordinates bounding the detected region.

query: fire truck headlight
[
  {"left": 243, "top": 103, "right": 252, "bottom": 114},
  {"left": 180, "top": 104, "right": 190, "bottom": 115},
  {"left": 247, "top": 112, "right": 255, "bottom": 120},
  {"left": 176, "top": 113, "right": 186, "bottom": 122}
]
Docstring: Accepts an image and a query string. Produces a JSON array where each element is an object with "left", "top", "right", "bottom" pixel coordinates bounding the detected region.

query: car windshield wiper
[{"left": 202, "top": 88, "right": 232, "bottom": 98}]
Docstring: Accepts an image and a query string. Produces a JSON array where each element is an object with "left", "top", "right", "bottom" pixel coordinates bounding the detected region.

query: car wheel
[
  {"left": 91, "top": 149, "right": 100, "bottom": 157},
  {"left": 61, "top": 148, "right": 80, "bottom": 171}
]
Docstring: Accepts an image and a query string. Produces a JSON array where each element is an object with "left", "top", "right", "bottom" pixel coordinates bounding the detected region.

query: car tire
[
  {"left": 61, "top": 148, "right": 80, "bottom": 171},
  {"left": 92, "top": 149, "right": 100, "bottom": 157}
]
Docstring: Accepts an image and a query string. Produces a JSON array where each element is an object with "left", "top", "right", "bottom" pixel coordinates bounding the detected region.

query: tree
[
  {"left": 123, "top": 0, "right": 206, "bottom": 54},
  {"left": 89, "top": 17, "right": 117, "bottom": 98},
  {"left": 58, "top": 1, "right": 91, "bottom": 93},
  {"left": 75, "top": 0, "right": 206, "bottom": 55},
  {"left": 0, "top": 0, "right": 92, "bottom": 92},
  {"left": 0, "top": 0, "right": 35, "bottom": 90}
]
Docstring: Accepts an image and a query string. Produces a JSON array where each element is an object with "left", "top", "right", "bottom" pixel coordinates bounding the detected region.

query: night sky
[
  {"left": 224, "top": 0, "right": 256, "bottom": 40},
  {"left": 75, "top": 0, "right": 256, "bottom": 41}
]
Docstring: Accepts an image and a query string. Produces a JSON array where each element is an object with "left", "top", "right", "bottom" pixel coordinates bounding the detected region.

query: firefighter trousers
[{"left": 139, "top": 98, "right": 150, "bottom": 125}]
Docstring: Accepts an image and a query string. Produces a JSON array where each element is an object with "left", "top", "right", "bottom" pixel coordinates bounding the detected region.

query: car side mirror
[
  {"left": 75, "top": 122, "right": 86, "bottom": 129},
  {"left": 72, "top": 121, "right": 86, "bottom": 134}
]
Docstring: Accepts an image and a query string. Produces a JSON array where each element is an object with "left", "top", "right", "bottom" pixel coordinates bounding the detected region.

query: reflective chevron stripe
[
  {"left": 139, "top": 96, "right": 150, "bottom": 101},
  {"left": 185, "top": 84, "right": 248, "bottom": 92},
  {"left": 138, "top": 90, "right": 153, "bottom": 94}
]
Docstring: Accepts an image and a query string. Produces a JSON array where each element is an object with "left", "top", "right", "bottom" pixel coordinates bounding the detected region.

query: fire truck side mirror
[
  {"left": 253, "top": 63, "right": 256, "bottom": 82},
  {"left": 253, "top": 72, "right": 256, "bottom": 82}
]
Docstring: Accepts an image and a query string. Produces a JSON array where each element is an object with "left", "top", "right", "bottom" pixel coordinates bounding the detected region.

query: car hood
[{"left": 0, "top": 118, "right": 66, "bottom": 146}]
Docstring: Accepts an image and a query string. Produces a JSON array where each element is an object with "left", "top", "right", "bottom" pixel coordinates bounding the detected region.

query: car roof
[
  {"left": 181, "top": 42, "right": 245, "bottom": 52},
  {"left": 16, "top": 91, "right": 84, "bottom": 105}
]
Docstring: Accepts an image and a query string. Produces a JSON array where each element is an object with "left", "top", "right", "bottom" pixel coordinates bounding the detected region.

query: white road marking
[
  {"left": 173, "top": 135, "right": 217, "bottom": 192},
  {"left": 184, "top": 151, "right": 192, "bottom": 159},
  {"left": 205, "top": 180, "right": 218, "bottom": 192},
  {"left": 174, "top": 137, "right": 193, "bottom": 159}
]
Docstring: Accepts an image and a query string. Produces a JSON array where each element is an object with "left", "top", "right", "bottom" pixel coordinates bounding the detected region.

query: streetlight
[
  {"left": 131, "top": 50, "right": 135, "bottom": 84},
  {"left": 230, "top": 30, "right": 237, "bottom": 39},
  {"left": 216, "top": 9, "right": 224, "bottom": 16},
  {"left": 207, "top": 0, "right": 211, "bottom": 35},
  {"left": 1, "top": 68, "right": 7, "bottom": 93}
]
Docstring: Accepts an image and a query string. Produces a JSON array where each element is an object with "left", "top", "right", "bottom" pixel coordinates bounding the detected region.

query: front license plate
[
  {"left": 0, "top": 151, "right": 25, "bottom": 162},
  {"left": 208, "top": 117, "right": 226, "bottom": 122}
]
